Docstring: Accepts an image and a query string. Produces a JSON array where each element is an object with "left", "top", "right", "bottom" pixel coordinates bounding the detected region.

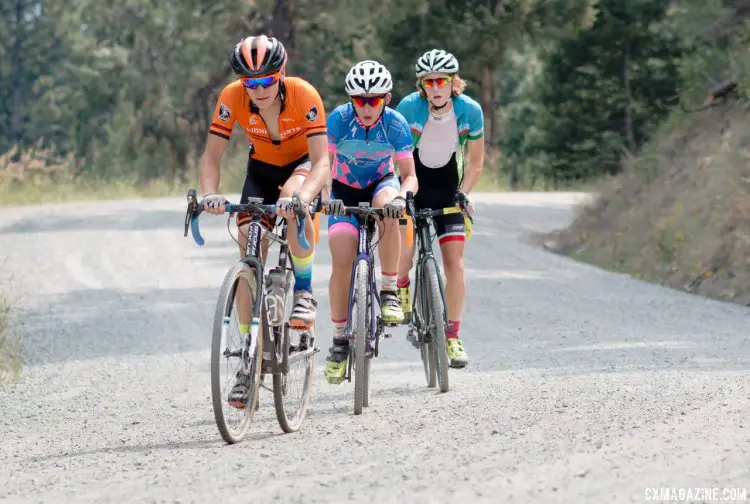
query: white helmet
[
  {"left": 345, "top": 60, "right": 393, "bottom": 96},
  {"left": 415, "top": 49, "right": 459, "bottom": 77}
]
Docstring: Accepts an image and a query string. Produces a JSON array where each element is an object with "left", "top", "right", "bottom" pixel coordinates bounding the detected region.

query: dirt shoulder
[{"left": 541, "top": 104, "right": 750, "bottom": 306}]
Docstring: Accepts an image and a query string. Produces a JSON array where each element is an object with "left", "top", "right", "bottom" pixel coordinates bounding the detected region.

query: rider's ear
[{"left": 385, "top": 93, "right": 392, "bottom": 106}]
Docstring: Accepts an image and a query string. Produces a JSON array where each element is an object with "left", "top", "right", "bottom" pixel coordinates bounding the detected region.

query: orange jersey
[{"left": 209, "top": 77, "right": 327, "bottom": 166}]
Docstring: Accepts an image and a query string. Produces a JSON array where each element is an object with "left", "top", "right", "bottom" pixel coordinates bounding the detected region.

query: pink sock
[
  {"left": 397, "top": 276, "right": 410, "bottom": 288},
  {"left": 446, "top": 320, "right": 460, "bottom": 340}
]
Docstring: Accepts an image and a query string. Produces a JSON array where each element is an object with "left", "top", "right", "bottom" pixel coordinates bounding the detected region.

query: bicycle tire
[
  {"left": 353, "top": 259, "right": 369, "bottom": 415},
  {"left": 273, "top": 319, "right": 316, "bottom": 433},
  {"left": 421, "top": 342, "right": 437, "bottom": 389},
  {"left": 211, "top": 262, "right": 263, "bottom": 444},
  {"left": 425, "top": 259, "right": 449, "bottom": 393},
  {"left": 414, "top": 271, "right": 437, "bottom": 388}
]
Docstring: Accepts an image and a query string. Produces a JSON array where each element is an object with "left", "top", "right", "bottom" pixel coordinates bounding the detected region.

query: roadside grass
[
  {"left": 0, "top": 280, "right": 20, "bottom": 386},
  {"left": 1, "top": 143, "right": 600, "bottom": 207}
]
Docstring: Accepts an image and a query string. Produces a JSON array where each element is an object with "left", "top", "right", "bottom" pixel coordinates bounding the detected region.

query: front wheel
[
  {"left": 352, "top": 259, "right": 370, "bottom": 415},
  {"left": 424, "top": 260, "right": 449, "bottom": 393},
  {"left": 413, "top": 270, "right": 437, "bottom": 388},
  {"left": 210, "top": 262, "right": 263, "bottom": 444}
]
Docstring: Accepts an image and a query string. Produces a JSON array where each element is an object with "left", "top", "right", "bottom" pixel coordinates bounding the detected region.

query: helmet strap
[{"left": 430, "top": 101, "right": 449, "bottom": 112}]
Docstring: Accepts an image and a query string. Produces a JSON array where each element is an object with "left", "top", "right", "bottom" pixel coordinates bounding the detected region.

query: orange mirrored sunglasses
[{"left": 421, "top": 76, "right": 453, "bottom": 88}]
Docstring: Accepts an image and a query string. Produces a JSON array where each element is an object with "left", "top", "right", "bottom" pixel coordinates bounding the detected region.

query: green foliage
[
  {"left": 0, "top": 0, "right": 746, "bottom": 191},
  {"left": 509, "top": 0, "right": 689, "bottom": 183}
]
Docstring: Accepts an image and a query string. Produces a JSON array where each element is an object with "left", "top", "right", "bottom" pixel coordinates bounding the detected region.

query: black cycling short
[
  {"left": 238, "top": 154, "right": 311, "bottom": 228},
  {"left": 400, "top": 148, "right": 466, "bottom": 244}
]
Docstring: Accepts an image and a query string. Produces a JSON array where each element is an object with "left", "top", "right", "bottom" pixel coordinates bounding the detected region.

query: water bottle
[{"left": 264, "top": 268, "right": 288, "bottom": 325}]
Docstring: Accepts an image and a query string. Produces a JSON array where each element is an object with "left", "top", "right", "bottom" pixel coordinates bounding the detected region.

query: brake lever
[
  {"left": 184, "top": 189, "right": 198, "bottom": 237},
  {"left": 456, "top": 192, "right": 474, "bottom": 223},
  {"left": 292, "top": 193, "right": 311, "bottom": 250}
]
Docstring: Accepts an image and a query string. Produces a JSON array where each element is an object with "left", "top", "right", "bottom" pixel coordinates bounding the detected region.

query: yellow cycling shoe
[
  {"left": 398, "top": 286, "right": 412, "bottom": 324},
  {"left": 446, "top": 338, "right": 469, "bottom": 368},
  {"left": 324, "top": 340, "right": 349, "bottom": 385},
  {"left": 380, "top": 290, "right": 404, "bottom": 325}
]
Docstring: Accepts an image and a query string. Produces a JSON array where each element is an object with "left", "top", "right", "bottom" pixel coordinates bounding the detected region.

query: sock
[
  {"left": 290, "top": 252, "right": 314, "bottom": 293},
  {"left": 239, "top": 323, "right": 250, "bottom": 335},
  {"left": 397, "top": 276, "right": 410, "bottom": 289},
  {"left": 446, "top": 320, "right": 460, "bottom": 340},
  {"left": 332, "top": 319, "right": 347, "bottom": 342},
  {"left": 382, "top": 271, "right": 397, "bottom": 292}
]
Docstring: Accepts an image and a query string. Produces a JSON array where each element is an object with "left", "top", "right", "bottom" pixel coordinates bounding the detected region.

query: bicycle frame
[
  {"left": 184, "top": 192, "right": 296, "bottom": 374},
  {"left": 344, "top": 208, "right": 381, "bottom": 355},
  {"left": 410, "top": 211, "right": 449, "bottom": 343},
  {"left": 240, "top": 209, "right": 296, "bottom": 376}
]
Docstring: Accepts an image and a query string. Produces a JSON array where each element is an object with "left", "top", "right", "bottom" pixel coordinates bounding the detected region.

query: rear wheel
[
  {"left": 272, "top": 269, "right": 316, "bottom": 433},
  {"left": 353, "top": 259, "right": 370, "bottom": 415},
  {"left": 273, "top": 322, "right": 316, "bottom": 432},
  {"left": 424, "top": 260, "right": 449, "bottom": 393},
  {"left": 211, "top": 263, "right": 263, "bottom": 444}
]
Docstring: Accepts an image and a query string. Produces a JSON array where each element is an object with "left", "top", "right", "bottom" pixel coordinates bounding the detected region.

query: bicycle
[
  {"left": 326, "top": 202, "right": 396, "bottom": 415},
  {"left": 184, "top": 189, "right": 319, "bottom": 444},
  {"left": 403, "top": 190, "right": 473, "bottom": 393}
]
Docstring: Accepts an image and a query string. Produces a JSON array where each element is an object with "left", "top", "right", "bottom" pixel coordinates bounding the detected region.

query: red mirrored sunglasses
[{"left": 351, "top": 95, "right": 385, "bottom": 108}]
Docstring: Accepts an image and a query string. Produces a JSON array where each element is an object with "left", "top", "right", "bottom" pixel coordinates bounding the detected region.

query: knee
[
  {"left": 331, "top": 252, "right": 353, "bottom": 271},
  {"left": 328, "top": 235, "right": 356, "bottom": 271},
  {"left": 443, "top": 254, "right": 464, "bottom": 276}
]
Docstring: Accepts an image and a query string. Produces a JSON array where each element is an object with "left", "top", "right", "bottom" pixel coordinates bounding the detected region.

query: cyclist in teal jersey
[{"left": 395, "top": 49, "right": 485, "bottom": 368}]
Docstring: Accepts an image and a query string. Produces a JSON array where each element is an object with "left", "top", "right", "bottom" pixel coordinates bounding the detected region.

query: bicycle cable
[{"left": 226, "top": 214, "right": 287, "bottom": 250}]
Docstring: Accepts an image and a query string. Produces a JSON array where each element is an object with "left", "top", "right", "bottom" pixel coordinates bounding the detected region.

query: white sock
[
  {"left": 333, "top": 319, "right": 347, "bottom": 341},
  {"left": 381, "top": 271, "right": 397, "bottom": 292}
]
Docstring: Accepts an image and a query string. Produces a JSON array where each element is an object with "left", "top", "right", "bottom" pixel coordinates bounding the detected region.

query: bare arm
[
  {"left": 396, "top": 157, "right": 418, "bottom": 198},
  {"left": 199, "top": 134, "right": 229, "bottom": 195},
  {"left": 298, "top": 134, "right": 331, "bottom": 204},
  {"left": 320, "top": 152, "right": 335, "bottom": 201},
  {"left": 460, "top": 137, "right": 485, "bottom": 193}
]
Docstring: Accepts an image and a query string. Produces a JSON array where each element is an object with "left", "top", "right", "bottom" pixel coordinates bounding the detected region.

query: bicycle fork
[{"left": 240, "top": 220, "right": 267, "bottom": 375}]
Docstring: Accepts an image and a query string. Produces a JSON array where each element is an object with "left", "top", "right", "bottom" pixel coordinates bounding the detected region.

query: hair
[{"left": 416, "top": 74, "right": 467, "bottom": 98}]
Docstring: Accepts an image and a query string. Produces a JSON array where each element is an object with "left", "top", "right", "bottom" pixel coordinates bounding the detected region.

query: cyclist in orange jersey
[{"left": 198, "top": 34, "right": 330, "bottom": 409}]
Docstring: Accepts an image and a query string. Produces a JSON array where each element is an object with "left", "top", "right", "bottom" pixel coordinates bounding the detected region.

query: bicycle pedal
[{"left": 290, "top": 322, "right": 313, "bottom": 331}]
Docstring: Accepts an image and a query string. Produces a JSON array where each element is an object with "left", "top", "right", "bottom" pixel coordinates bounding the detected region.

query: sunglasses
[
  {"left": 242, "top": 74, "right": 279, "bottom": 89},
  {"left": 351, "top": 95, "right": 385, "bottom": 108},
  {"left": 421, "top": 76, "right": 453, "bottom": 88}
]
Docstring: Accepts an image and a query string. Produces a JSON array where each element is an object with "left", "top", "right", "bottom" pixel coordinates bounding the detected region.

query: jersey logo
[
  {"left": 306, "top": 105, "right": 318, "bottom": 123},
  {"left": 218, "top": 103, "right": 231, "bottom": 122}
]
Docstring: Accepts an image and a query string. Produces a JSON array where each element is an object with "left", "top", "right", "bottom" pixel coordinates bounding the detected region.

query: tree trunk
[
  {"left": 481, "top": 66, "right": 495, "bottom": 145},
  {"left": 623, "top": 37, "right": 637, "bottom": 155},
  {"left": 11, "top": 0, "right": 24, "bottom": 143}
]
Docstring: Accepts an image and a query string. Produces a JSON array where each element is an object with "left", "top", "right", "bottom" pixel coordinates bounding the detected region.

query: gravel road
[{"left": 1, "top": 192, "right": 748, "bottom": 504}]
